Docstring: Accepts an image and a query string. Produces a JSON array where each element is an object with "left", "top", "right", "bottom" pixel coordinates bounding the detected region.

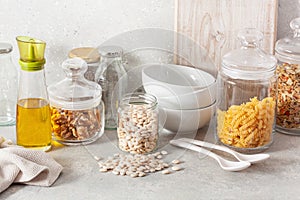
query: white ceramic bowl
[
  {"left": 157, "top": 86, "right": 216, "bottom": 109},
  {"left": 142, "top": 63, "right": 216, "bottom": 109},
  {"left": 159, "top": 101, "right": 216, "bottom": 133}
]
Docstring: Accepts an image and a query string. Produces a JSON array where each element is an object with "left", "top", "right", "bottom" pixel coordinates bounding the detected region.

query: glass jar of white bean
[{"left": 117, "top": 93, "right": 158, "bottom": 154}]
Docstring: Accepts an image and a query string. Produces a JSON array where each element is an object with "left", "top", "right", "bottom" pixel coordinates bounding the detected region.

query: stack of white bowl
[{"left": 142, "top": 64, "right": 216, "bottom": 133}]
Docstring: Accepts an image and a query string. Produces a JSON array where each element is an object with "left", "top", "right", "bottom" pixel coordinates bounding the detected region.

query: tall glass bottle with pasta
[
  {"left": 216, "top": 29, "right": 277, "bottom": 153},
  {"left": 16, "top": 36, "right": 52, "bottom": 151}
]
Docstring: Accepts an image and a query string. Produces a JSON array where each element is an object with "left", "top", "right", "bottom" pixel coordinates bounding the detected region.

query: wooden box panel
[{"left": 175, "top": 0, "right": 278, "bottom": 68}]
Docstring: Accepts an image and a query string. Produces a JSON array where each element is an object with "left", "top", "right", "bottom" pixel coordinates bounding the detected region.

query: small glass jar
[
  {"left": 95, "top": 46, "right": 127, "bottom": 130},
  {"left": 48, "top": 58, "right": 104, "bottom": 145},
  {"left": 0, "top": 43, "right": 18, "bottom": 126},
  {"left": 216, "top": 29, "right": 277, "bottom": 153},
  {"left": 117, "top": 93, "right": 158, "bottom": 154},
  {"left": 272, "top": 18, "right": 300, "bottom": 135},
  {"left": 68, "top": 47, "right": 100, "bottom": 82}
]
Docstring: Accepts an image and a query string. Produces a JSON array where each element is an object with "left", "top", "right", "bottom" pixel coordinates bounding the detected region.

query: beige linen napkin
[{"left": 0, "top": 136, "right": 63, "bottom": 193}]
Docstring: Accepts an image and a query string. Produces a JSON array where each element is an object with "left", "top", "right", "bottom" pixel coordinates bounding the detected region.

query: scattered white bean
[
  {"left": 112, "top": 170, "right": 120, "bottom": 175},
  {"left": 125, "top": 171, "right": 132, "bottom": 176},
  {"left": 138, "top": 172, "right": 146, "bottom": 177},
  {"left": 171, "top": 166, "right": 182, "bottom": 171},
  {"left": 163, "top": 163, "right": 169, "bottom": 168},
  {"left": 172, "top": 159, "right": 181, "bottom": 164},
  {"left": 130, "top": 173, "right": 138, "bottom": 178},
  {"left": 99, "top": 167, "right": 108, "bottom": 172},
  {"left": 0, "top": 136, "right": 13, "bottom": 147},
  {"left": 94, "top": 156, "right": 101, "bottom": 161},
  {"left": 150, "top": 168, "right": 156, "bottom": 173},
  {"left": 162, "top": 169, "right": 171, "bottom": 175},
  {"left": 155, "top": 166, "right": 162, "bottom": 171},
  {"left": 120, "top": 170, "right": 126, "bottom": 176},
  {"left": 154, "top": 152, "right": 161, "bottom": 157},
  {"left": 161, "top": 150, "right": 168, "bottom": 155}
]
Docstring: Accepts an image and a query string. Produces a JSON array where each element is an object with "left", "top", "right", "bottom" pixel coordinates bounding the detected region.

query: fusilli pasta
[{"left": 217, "top": 97, "right": 275, "bottom": 148}]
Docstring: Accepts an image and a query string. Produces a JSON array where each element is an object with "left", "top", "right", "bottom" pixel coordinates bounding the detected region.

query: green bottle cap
[{"left": 16, "top": 36, "right": 46, "bottom": 71}]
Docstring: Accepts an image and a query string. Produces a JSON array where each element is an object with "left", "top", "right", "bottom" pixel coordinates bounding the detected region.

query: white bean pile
[
  {"left": 117, "top": 104, "right": 158, "bottom": 154},
  {"left": 98, "top": 151, "right": 183, "bottom": 178},
  {"left": 0, "top": 136, "right": 13, "bottom": 148}
]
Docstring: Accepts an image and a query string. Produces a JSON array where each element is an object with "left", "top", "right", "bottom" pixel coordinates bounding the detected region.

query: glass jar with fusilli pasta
[{"left": 216, "top": 28, "right": 277, "bottom": 153}]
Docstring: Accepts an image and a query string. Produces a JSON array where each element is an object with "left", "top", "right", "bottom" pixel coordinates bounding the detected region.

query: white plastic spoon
[
  {"left": 170, "top": 140, "right": 251, "bottom": 172},
  {"left": 178, "top": 138, "right": 270, "bottom": 164}
]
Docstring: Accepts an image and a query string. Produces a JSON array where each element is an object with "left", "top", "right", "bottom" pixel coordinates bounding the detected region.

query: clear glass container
[
  {"left": 48, "top": 57, "right": 104, "bottom": 145},
  {"left": 16, "top": 36, "right": 52, "bottom": 151},
  {"left": 68, "top": 47, "right": 100, "bottom": 82},
  {"left": 272, "top": 18, "right": 300, "bottom": 135},
  {"left": 0, "top": 43, "right": 18, "bottom": 126},
  {"left": 117, "top": 93, "right": 158, "bottom": 154},
  {"left": 95, "top": 46, "right": 127, "bottom": 130},
  {"left": 216, "top": 29, "right": 277, "bottom": 153}
]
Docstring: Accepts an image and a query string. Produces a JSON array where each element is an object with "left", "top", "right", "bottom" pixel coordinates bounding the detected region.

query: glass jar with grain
[{"left": 272, "top": 18, "right": 300, "bottom": 135}]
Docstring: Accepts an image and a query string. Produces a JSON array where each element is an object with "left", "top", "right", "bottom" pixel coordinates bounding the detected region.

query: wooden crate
[{"left": 174, "top": 0, "right": 278, "bottom": 69}]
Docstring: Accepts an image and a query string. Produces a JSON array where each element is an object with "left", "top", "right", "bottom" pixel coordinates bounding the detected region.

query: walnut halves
[{"left": 50, "top": 107, "right": 102, "bottom": 142}]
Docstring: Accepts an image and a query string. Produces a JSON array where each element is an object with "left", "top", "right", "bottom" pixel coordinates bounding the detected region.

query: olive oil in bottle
[
  {"left": 16, "top": 36, "right": 52, "bottom": 151},
  {"left": 16, "top": 98, "right": 51, "bottom": 151}
]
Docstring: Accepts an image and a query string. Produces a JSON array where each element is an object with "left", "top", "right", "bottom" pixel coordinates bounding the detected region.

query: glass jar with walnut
[{"left": 48, "top": 58, "right": 104, "bottom": 145}]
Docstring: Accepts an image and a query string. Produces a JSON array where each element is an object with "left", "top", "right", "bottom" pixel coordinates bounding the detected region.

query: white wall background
[
  {"left": 0, "top": 0, "right": 299, "bottom": 85},
  {"left": 278, "top": 0, "right": 300, "bottom": 39}
]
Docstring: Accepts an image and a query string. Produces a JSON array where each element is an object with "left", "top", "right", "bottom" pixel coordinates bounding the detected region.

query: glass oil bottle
[{"left": 16, "top": 36, "right": 52, "bottom": 151}]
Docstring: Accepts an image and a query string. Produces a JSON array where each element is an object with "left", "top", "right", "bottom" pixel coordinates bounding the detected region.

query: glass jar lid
[
  {"left": 48, "top": 57, "right": 102, "bottom": 110},
  {"left": 221, "top": 28, "right": 277, "bottom": 80},
  {"left": 98, "top": 46, "right": 123, "bottom": 58},
  {"left": 68, "top": 47, "right": 100, "bottom": 64},
  {"left": 0, "top": 43, "right": 12, "bottom": 54},
  {"left": 275, "top": 18, "right": 300, "bottom": 62}
]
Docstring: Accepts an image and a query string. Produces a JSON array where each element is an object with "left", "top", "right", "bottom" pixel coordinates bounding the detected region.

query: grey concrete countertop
[{"left": 1, "top": 125, "right": 300, "bottom": 200}]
